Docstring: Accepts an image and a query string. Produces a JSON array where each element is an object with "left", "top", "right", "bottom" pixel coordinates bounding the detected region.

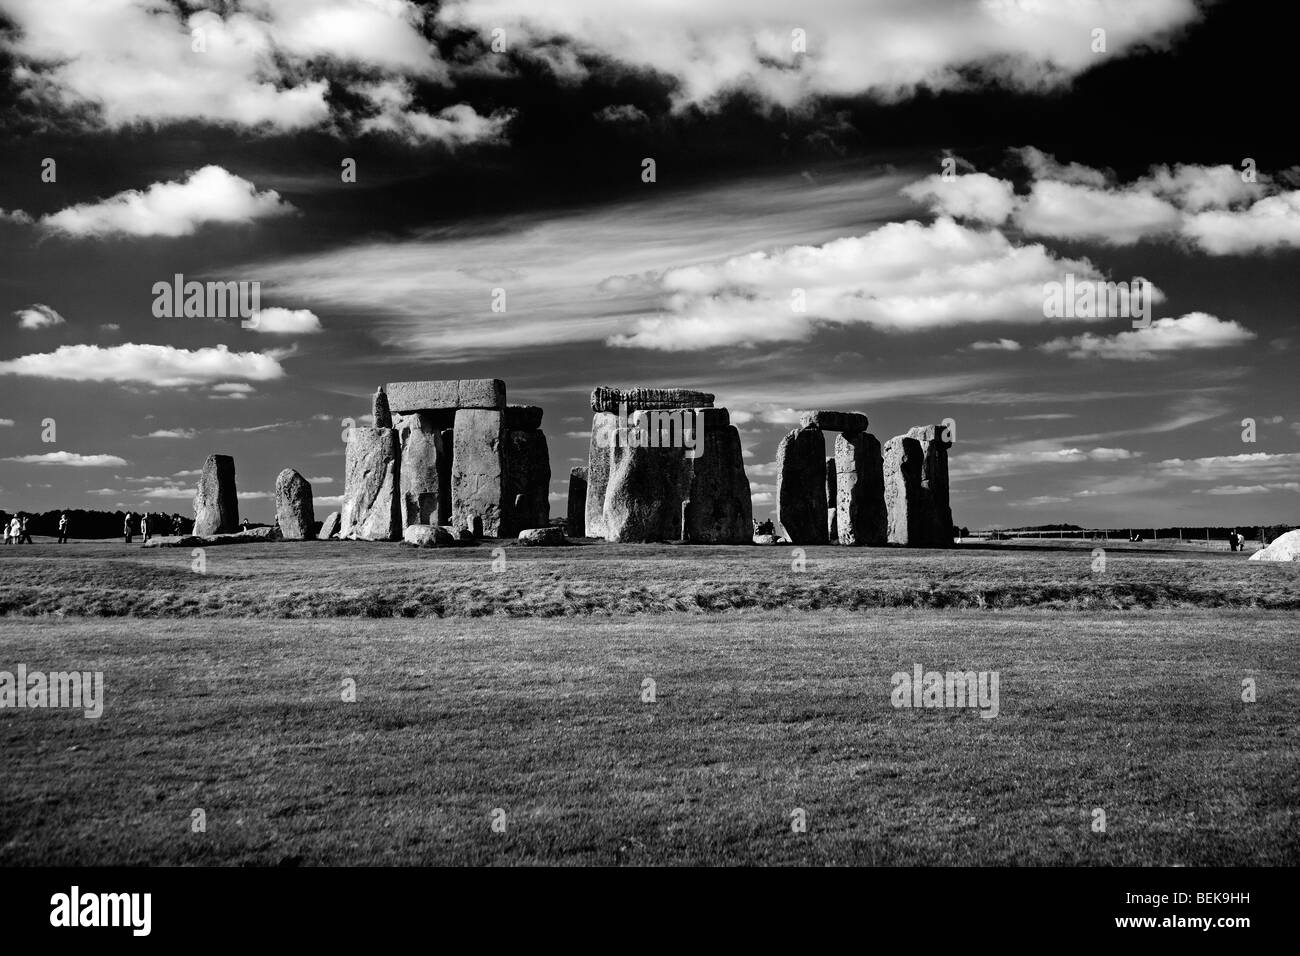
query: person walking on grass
[
  {"left": 58, "top": 512, "right": 69, "bottom": 543},
  {"left": 123, "top": 512, "right": 134, "bottom": 544},
  {"left": 141, "top": 512, "right": 151, "bottom": 544},
  {"left": 3, "top": 516, "right": 15, "bottom": 545},
  {"left": 18, "top": 515, "right": 33, "bottom": 544}
]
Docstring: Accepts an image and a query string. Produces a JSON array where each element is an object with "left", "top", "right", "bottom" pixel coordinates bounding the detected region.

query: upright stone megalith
[
  {"left": 451, "top": 408, "right": 506, "bottom": 536},
  {"left": 567, "top": 466, "right": 588, "bottom": 537},
  {"left": 883, "top": 435, "right": 935, "bottom": 546},
  {"left": 342, "top": 427, "right": 401, "bottom": 540},
  {"left": 683, "top": 411, "right": 751, "bottom": 544},
  {"left": 504, "top": 428, "right": 550, "bottom": 533},
  {"left": 584, "top": 411, "right": 618, "bottom": 539},
  {"left": 826, "top": 457, "right": 838, "bottom": 540},
  {"left": 776, "top": 425, "right": 827, "bottom": 544},
  {"left": 193, "top": 454, "right": 239, "bottom": 536},
  {"left": 398, "top": 413, "right": 450, "bottom": 527},
  {"left": 835, "top": 433, "right": 886, "bottom": 546},
  {"left": 603, "top": 437, "right": 690, "bottom": 542},
  {"left": 908, "top": 424, "right": 954, "bottom": 546},
  {"left": 275, "top": 468, "right": 315, "bottom": 540}
]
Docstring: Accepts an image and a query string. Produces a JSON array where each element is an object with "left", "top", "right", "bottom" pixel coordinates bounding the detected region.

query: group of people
[
  {"left": 3, "top": 514, "right": 35, "bottom": 544},
  {"left": 1228, "top": 530, "right": 1248, "bottom": 552}
]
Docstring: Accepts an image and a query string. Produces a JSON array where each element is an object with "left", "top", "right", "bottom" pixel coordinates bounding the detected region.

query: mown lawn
[
  {"left": 1, "top": 610, "right": 1295, "bottom": 865},
  {"left": 1, "top": 537, "right": 1297, "bottom": 616}
]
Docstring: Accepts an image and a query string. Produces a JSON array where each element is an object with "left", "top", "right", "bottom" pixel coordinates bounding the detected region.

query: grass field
[
  {"left": 1, "top": 540, "right": 1295, "bottom": 865},
  {"left": 1, "top": 610, "right": 1295, "bottom": 865}
]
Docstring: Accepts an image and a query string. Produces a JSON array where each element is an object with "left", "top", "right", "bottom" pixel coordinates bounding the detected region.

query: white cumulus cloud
[
  {"left": 0, "top": 343, "right": 287, "bottom": 387},
  {"left": 1040, "top": 312, "right": 1256, "bottom": 361}
]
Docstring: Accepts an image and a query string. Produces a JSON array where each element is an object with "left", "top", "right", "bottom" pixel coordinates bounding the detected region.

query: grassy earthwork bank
[{"left": 1, "top": 536, "right": 1298, "bottom": 617}]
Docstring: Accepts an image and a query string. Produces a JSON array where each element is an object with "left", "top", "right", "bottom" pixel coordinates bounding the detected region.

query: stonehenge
[
  {"left": 184, "top": 382, "right": 957, "bottom": 551},
  {"left": 341, "top": 380, "right": 552, "bottom": 541},
  {"left": 777, "top": 411, "right": 953, "bottom": 548},
  {"left": 585, "top": 387, "right": 751, "bottom": 543}
]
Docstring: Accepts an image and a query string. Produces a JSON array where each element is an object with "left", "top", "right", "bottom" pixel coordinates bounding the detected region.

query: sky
[{"left": 0, "top": 0, "right": 1296, "bottom": 530}]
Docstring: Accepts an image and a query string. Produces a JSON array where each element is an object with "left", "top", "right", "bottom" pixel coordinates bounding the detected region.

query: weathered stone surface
[
  {"left": 828, "top": 508, "right": 838, "bottom": 541},
  {"left": 192, "top": 454, "right": 239, "bottom": 536},
  {"left": 799, "top": 410, "right": 869, "bottom": 434},
  {"left": 908, "top": 424, "right": 954, "bottom": 546},
  {"left": 385, "top": 379, "right": 506, "bottom": 413},
  {"left": 144, "top": 526, "right": 278, "bottom": 548},
  {"left": 1250, "top": 529, "right": 1300, "bottom": 561},
  {"left": 342, "top": 427, "right": 401, "bottom": 541},
  {"left": 451, "top": 408, "right": 506, "bottom": 536},
  {"left": 584, "top": 411, "right": 618, "bottom": 539},
  {"left": 835, "top": 433, "right": 887, "bottom": 546},
  {"left": 883, "top": 436, "right": 936, "bottom": 546},
  {"left": 274, "top": 468, "right": 315, "bottom": 540},
  {"left": 397, "top": 412, "right": 451, "bottom": 527},
  {"left": 753, "top": 533, "right": 778, "bottom": 545},
  {"left": 504, "top": 405, "right": 543, "bottom": 431},
  {"left": 402, "top": 524, "right": 457, "bottom": 548},
  {"left": 372, "top": 387, "right": 392, "bottom": 429},
  {"left": 682, "top": 423, "right": 752, "bottom": 544},
  {"left": 567, "top": 466, "right": 588, "bottom": 537},
  {"left": 518, "top": 526, "right": 567, "bottom": 546},
  {"left": 776, "top": 425, "right": 827, "bottom": 545},
  {"left": 591, "top": 386, "right": 714, "bottom": 412},
  {"left": 602, "top": 441, "right": 690, "bottom": 542},
  {"left": 320, "top": 511, "right": 340, "bottom": 539},
  {"left": 504, "top": 429, "right": 550, "bottom": 534}
]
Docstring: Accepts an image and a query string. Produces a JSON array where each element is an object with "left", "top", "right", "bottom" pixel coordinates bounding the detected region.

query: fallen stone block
[
  {"left": 518, "top": 527, "right": 567, "bottom": 546},
  {"left": 144, "top": 526, "right": 279, "bottom": 548},
  {"left": 402, "top": 524, "right": 457, "bottom": 548},
  {"left": 319, "top": 511, "right": 341, "bottom": 540}
]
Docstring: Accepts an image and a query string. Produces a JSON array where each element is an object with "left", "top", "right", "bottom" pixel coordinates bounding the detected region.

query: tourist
[
  {"left": 1229, "top": 529, "right": 1239, "bottom": 552},
  {"left": 123, "top": 512, "right": 134, "bottom": 544},
  {"left": 141, "top": 512, "right": 151, "bottom": 543},
  {"left": 18, "top": 515, "right": 33, "bottom": 544},
  {"left": 58, "top": 512, "right": 69, "bottom": 543},
  {"left": 3, "top": 515, "right": 16, "bottom": 544}
]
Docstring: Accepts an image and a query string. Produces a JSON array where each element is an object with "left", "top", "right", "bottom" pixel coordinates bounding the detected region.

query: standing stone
[
  {"left": 908, "top": 424, "right": 954, "bottom": 546},
  {"left": 682, "top": 422, "right": 752, "bottom": 544},
  {"left": 826, "top": 458, "right": 838, "bottom": 540},
  {"left": 836, "top": 433, "right": 886, "bottom": 546},
  {"left": 192, "top": 454, "right": 239, "bottom": 536},
  {"left": 398, "top": 413, "right": 450, "bottom": 527},
  {"left": 883, "top": 436, "right": 936, "bottom": 546},
  {"left": 372, "top": 387, "right": 392, "bottom": 429},
  {"left": 567, "top": 466, "right": 588, "bottom": 537},
  {"left": 274, "top": 468, "right": 315, "bottom": 540},
  {"left": 342, "top": 427, "right": 401, "bottom": 540},
  {"left": 776, "top": 425, "right": 827, "bottom": 545},
  {"left": 504, "top": 429, "right": 550, "bottom": 533},
  {"left": 584, "top": 411, "right": 618, "bottom": 539},
  {"left": 602, "top": 435, "right": 689, "bottom": 542},
  {"left": 319, "top": 511, "right": 340, "bottom": 539},
  {"left": 451, "top": 408, "right": 506, "bottom": 536}
]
